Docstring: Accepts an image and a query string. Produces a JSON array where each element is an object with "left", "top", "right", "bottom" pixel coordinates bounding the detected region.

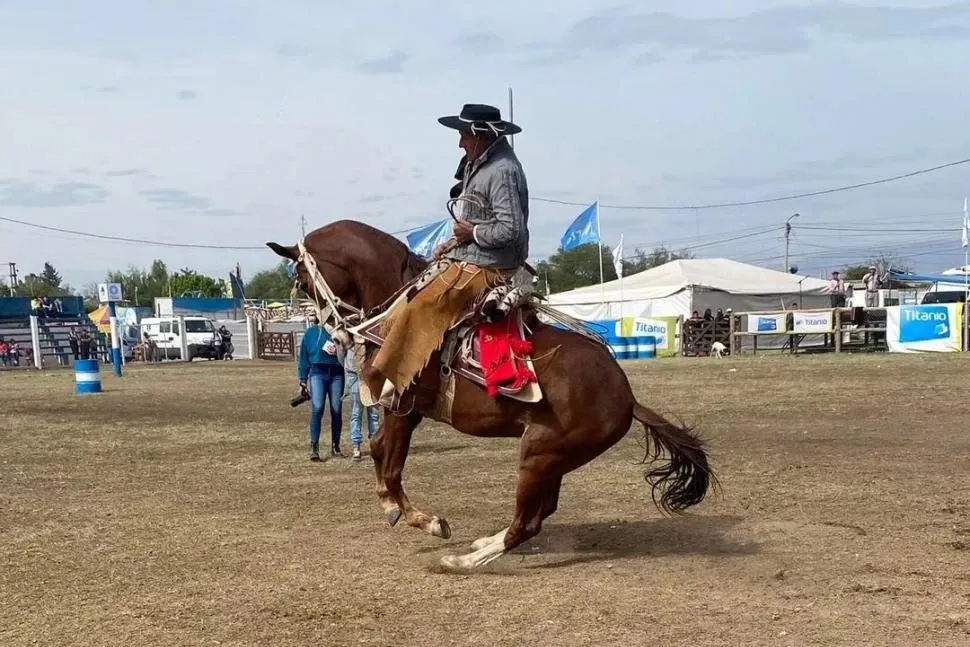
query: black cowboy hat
[{"left": 438, "top": 103, "right": 521, "bottom": 136}]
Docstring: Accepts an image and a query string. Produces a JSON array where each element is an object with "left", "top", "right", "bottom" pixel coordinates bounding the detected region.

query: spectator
[
  {"left": 0, "top": 338, "right": 7, "bottom": 367},
  {"left": 827, "top": 271, "right": 846, "bottom": 308},
  {"left": 68, "top": 327, "right": 80, "bottom": 361},
  {"left": 344, "top": 347, "right": 381, "bottom": 461},
  {"left": 30, "top": 297, "right": 43, "bottom": 317},
  {"left": 863, "top": 265, "right": 887, "bottom": 307},
  {"left": 78, "top": 329, "right": 93, "bottom": 360},
  {"left": 7, "top": 341, "right": 20, "bottom": 367},
  {"left": 297, "top": 314, "right": 346, "bottom": 461}
]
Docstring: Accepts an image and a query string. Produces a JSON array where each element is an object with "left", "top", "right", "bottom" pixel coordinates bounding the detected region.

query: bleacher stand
[{"left": 0, "top": 296, "right": 105, "bottom": 369}]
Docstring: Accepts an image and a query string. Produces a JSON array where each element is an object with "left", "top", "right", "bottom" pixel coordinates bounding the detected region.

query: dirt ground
[{"left": 2, "top": 353, "right": 970, "bottom": 647}]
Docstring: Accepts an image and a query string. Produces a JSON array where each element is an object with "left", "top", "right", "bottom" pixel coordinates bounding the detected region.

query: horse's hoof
[
  {"left": 439, "top": 554, "right": 465, "bottom": 571},
  {"left": 430, "top": 516, "right": 452, "bottom": 540},
  {"left": 387, "top": 508, "right": 402, "bottom": 527}
]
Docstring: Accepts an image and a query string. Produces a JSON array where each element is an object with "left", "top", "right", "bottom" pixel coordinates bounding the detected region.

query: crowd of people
[
  {"left": 29, "top": 296, "right": 65, "bottom": 317},
  {"left": 0, "top": 337, "right": 25, "bottom": 367}
]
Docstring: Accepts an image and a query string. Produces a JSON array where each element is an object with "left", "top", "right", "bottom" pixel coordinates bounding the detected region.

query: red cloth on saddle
[{"left": 476, "top": 317, "right": 536, "bottom": 398}]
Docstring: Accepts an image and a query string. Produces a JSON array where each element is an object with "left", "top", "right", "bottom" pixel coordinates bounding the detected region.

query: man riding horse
[{"left": 369, "top": 103, "right": 535, "bottom": 407}]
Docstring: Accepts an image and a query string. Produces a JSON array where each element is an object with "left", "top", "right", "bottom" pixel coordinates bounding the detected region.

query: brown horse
[{"left": 268, "top": 220, "right": 716, "bottom": 570}]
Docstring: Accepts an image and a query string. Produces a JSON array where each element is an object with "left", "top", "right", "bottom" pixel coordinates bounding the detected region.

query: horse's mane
[
  {"left": 403, "top": 250, "right": 430, "bottom": 282},
  {"left": 329, "top": 219, "right": 431, "bottom": 283}
]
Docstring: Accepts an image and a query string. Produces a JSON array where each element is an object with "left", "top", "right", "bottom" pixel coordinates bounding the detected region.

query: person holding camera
[{"left": 297, "top": 314, "right": 346, "bottom": 461}]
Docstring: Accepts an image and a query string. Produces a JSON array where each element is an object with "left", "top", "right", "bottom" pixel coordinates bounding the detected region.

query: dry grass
[{"left": 2, "top": 353, "right": 970, "bottom": 647}]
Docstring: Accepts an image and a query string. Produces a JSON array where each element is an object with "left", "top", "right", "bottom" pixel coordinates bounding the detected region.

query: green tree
[
  {"left": 0, "top": 281, "right": 10, "bottom": 297},
  {"left": 11, "top": 265, "right": 73, "bottom": 298},
  {"left": 105, "top": 259, "right": 171, "bottom": 307},
  {"left": 536, "top": 243, "right": 693, "bottom": 294},
  {"left": 536, "top": 244, "right": 618, "bottom": 294},
  {"left": 843, "top": 252, "right": 912, "bottom": 287},
  {"left": 40, "top": 262, "right": 63, "bottom": 289},
  {"left": 244, "top": 261, "right": 292, "bottom": 300},
  {"left": 622, "top": 244, "right": 693, "bottom": 276},
  {"left": 169, "top": 268, "right": 223, "bottom": 297}
]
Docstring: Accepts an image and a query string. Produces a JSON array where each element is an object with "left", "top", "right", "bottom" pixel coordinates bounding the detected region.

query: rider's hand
[
  {"left": 453, "top": 221, "right": 474, "bottom": 243},
  {"left": 433, "top": 242, "right": 450, "bottom": 259}
]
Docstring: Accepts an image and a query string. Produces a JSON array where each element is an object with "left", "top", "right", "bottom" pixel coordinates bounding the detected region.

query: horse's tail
[{"left": 632, "top": 402, "right": 717, "bottom": 514}]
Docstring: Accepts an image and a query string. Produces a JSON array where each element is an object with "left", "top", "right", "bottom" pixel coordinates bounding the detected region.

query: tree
[
  {"left": 9, "top": 262, "right": 73, "bottom": 298},
  {"left": 536, "top": 243, "right": 693, "bottom": 294},
  {"left": 622, "top": 244, "right": 693, "bottom": 276},
  {"left": 244, "top": 261, "right": 292, "bottom": 300},
  {"left": 536, "top": 244, "right": 618, "bottom": 294},
  {"left": 40, "top": 262, "right": 62, "bottom": 289},
  {"left": 843, "top": 252, "right": 912, "bottom": 287},
  {"left": 169, "top": 268, "right": 223, "bottom": 297},
  {"left": 105, "top": 259, "right": 171, "bottom": 307}
]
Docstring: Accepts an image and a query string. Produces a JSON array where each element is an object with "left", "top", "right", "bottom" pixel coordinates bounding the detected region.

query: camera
[{"left": 290, "top": 393, "right": 310, "bottom": 407}]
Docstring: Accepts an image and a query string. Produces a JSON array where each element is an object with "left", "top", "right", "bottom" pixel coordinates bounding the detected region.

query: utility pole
[
  {"left": 784, "top": 213, "right": 800, "bottom": 272},
  {"left": 7, "top": 262, "right": 17, "bottom": 290},
  {"left": 508, "top": 87, "right": 514, "bottom": 150},
  {"left": 299, "top": 214, "right": 307, "bottom": 239}
]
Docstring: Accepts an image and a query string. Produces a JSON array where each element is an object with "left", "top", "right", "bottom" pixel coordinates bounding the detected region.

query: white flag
[
  {"left": 963, "top": 198, "right": 970, "bottom": 247},
  {"left": 612, "top": 234, "right": 624, "bottom": 278}
]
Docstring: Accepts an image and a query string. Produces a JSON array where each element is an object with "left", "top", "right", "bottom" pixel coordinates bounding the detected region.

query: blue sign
[
  {"left": 757, "top": 316, "right": 778, "bottom": 332},
  {"left": 899, "top": 305, "right": 951, "bottom": 343}
]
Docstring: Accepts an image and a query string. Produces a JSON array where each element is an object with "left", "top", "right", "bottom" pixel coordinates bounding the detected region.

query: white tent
[{"left": 545, "top": 258, "right": 833, "bottom": 320}]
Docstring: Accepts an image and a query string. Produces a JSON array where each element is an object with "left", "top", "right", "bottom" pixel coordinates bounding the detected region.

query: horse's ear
[{"left": 266, "top": 242, "right": 298, "bottom": 261}]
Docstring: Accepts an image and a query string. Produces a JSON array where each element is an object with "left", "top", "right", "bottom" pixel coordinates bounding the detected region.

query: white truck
[{"left": 140, "top": 316, "right": 222, "bottom": 361}]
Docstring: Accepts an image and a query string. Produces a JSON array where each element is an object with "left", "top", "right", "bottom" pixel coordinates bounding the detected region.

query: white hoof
[{"left": 440, "top": 528, "right": 509, "bottom": 571}]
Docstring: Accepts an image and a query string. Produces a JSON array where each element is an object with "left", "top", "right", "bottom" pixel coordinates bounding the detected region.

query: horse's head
[{"left": 266, "top": 219, "right": 429, "bottom": 319}]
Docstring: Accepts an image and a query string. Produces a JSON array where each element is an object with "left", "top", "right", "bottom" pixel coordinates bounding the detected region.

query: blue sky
[{"left": 3, "top": 0, "right": 970, "bottom": 291}]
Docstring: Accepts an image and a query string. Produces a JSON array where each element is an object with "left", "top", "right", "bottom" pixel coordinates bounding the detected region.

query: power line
[
  {"left": 530, "top": 156, "right": 970, "bottom": 211},
  {"left": 799, "top": 224, "right": 958, "bottom": 233},
  {"left": 0, "top": 215, "right": 427, "bottom": 251}
]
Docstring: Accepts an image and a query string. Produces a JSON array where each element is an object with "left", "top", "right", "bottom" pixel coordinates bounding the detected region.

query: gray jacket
[{"left": 446, "top": 137, "right": 529, "bottom": 270}]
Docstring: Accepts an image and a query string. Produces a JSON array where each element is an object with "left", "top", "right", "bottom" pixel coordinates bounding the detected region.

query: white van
[{"left": 140, "top": 316, "right": 221, "bottom": 361}]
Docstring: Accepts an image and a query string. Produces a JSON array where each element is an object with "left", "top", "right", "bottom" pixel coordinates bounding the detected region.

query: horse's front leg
[{"left": 371, "top": 409, "right": 452, "bottom": 540}]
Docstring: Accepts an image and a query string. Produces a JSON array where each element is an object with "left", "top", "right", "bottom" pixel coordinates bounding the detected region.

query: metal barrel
[{"left": 74, "top": 359, "right": 102, "bottom": 395}]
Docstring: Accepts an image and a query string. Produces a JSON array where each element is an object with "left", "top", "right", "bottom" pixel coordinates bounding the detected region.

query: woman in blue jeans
[
  {"left": 298, "top": 316, "right": 346, "bottom": 461},
  {"left": 344, "top": 348, "right": 381, "bottom": 460}
]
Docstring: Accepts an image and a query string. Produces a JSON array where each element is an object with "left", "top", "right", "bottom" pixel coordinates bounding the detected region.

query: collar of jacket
[{"left": 463, "top": 136, "right": 510, "bottom": 185}]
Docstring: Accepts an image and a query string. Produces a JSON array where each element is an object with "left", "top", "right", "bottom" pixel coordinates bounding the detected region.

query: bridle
[{"left": 292, "top": 239, "right": 365, "bottom": 334}]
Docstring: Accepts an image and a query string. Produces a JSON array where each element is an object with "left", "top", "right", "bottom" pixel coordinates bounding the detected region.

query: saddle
[{"left": 346, "top": 288, "right": 543, "bottom": 411}]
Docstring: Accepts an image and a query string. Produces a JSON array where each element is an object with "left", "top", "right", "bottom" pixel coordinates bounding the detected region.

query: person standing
[
  {"left": 827, "top": 271, "right": 846, "bottom": 308},
  {"left": 298, "top": 314, "right": 346, "bottom": 461},
  {"left": 344, "top": 347, "right": 381, "bottom": 461}
]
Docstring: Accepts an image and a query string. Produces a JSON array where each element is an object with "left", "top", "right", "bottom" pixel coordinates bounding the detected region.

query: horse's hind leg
[
  {"left": 469, "top": 475, "right": 561, "bottom": 551},
  {"left": 375, "top": 410, "right": 452, "bottom": 539},
  {"left": 444, "top": 423, "right": 570, "bottom": 570}
]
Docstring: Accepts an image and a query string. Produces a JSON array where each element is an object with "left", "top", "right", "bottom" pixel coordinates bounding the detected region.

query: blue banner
[
  {"left": 561, "top": 202, "right": 600, "bottom": 252},
  {"left": 406, "top": 219, "right": 453, "bottom": 259}
]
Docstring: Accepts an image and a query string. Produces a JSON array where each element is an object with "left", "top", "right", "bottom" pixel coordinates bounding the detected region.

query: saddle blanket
[{"left": 477, "top": 317, "right": 537, "bottom": 398}]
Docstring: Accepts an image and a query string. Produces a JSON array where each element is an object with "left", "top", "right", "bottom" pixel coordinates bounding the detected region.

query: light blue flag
[
  {"left": 560, "top": 201, "right": 600, "bottom": 252},
  {"left": 406, "top": 219, "right": 453, "bottom": 259}
]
